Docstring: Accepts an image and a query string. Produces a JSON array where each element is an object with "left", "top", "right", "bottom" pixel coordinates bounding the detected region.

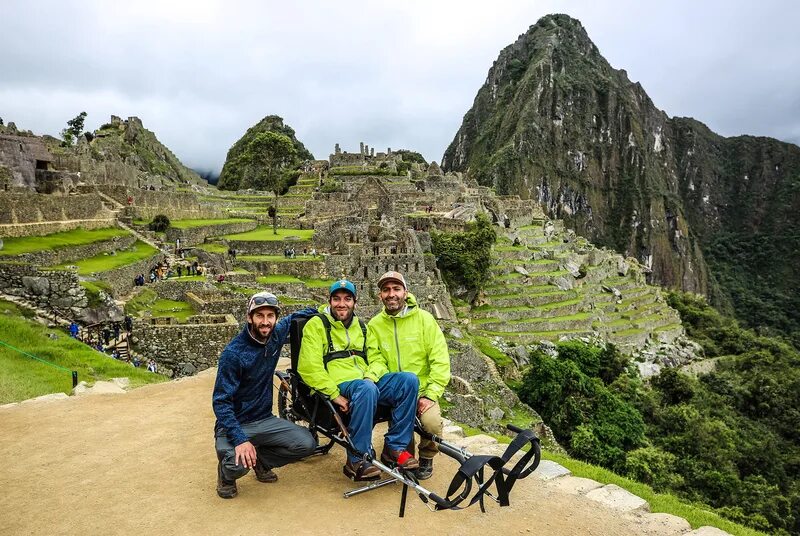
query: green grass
[
  {"left": 473, "top": 336, "right": 514, "bottom": 367},
  {"left": 0, "top": 301, "right": 166, "bottom": 404},
  {"left": 223, "top": 226, "right": 314, "bottom": 241},
  {"left": 540, "top": 451, "right": 767, "bottom": 536},
  {"left": 50, "top": 241, "right": 158, "bottom": 274},
  {"left": 0, "top": 227, "right": 129, "bottom": 256},
  {"left": 256, "top": 275, "right": 303, "bottom": 284},
  {"left": 125, "top": 289, "right": 195, "bottom": 321},
  {"left": 169, "top": 218, "right": 254, "bottom": 229},
  {"left": 238, "top": 254, "right": 319, "bottom": 262},
  {"left": 299, "top": 277, "right": 336, "bottom": 288},
  {"left": 194, "top": 243, "right": 227, "bottom": 254}
]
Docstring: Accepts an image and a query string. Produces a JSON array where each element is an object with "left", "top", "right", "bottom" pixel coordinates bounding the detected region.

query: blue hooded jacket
[{"left": 212, "top": 306, "right": 316, "bottom": 446}]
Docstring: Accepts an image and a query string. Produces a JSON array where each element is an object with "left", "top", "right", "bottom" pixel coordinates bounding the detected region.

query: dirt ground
[{"left": 0, "top": 368, "right": 687, "bottom": 535}]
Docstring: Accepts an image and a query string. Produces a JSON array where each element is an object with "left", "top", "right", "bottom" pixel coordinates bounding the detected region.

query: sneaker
[
  {"left": 254, "top": 459, "right": 278, "bottom": 483},
  {"left": 381, "top": 446, "right": 420, "bottom": 470},
  {"left": 216, "top": 462, "right": 238, "bottom": 499},
  {"left": 416, "top": 457, "right": 434, "bottom": 480},
  {"left": 343, "top": 459, "right": 381, "bottom": 481}
]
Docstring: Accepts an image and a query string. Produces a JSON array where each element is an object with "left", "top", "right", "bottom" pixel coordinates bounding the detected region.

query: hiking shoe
[
  {"left": 254, "top": 459, "right": 278, "bottom": 483},
  {"left": 416, "top": 457, "right": 434, "bottom": 480},
  {"left": 381, "top": 446, "right": 420, "bottom": 470},
  {"left": 216, "top": 462, "right": 238, "bottom": 499},
  {"left": 343, "top": 459, "right": 381, "bottom": 481}
]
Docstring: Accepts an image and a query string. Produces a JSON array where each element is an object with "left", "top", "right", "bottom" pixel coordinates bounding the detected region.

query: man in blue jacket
[{"left": 212, "top": 291, "right": 317, "bottom": 499}]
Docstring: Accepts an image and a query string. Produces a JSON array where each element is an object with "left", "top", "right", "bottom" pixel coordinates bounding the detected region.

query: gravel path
[{"left": 0, "top": 369, "right": 694, "bottom": 535}]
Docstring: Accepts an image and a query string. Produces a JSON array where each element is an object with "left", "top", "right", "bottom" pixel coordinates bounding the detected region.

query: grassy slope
[
  {"left": 51, "top": 241, "right": 158, "bottom": 274},
  {"left": 223, "top": 226, "right": 314, "bottom": 241},
  {"left": 0, "top": 301, "right": 166, "bottom": 404},
  {"left": 0, "top": 227, "right": 129, "bottom": 256},
  {"left": 169, "top": 218, "right": 254, "bottom": 229}
]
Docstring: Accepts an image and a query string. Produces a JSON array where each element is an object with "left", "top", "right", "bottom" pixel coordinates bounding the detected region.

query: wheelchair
[{"left": 275, "top": 317, "right": 541, "bottom": 516}]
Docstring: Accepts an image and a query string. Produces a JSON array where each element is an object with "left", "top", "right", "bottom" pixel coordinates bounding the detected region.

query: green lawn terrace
[
  {"left": 0, "top": 227, "right": 130, "bottom": 257},
  {"left": 124, "top": 287, "right": 196, "bottom": 322},
  {"left": 467, "top": 224, "right": 684, "bottom": 349},
  {"left": 168, "top": 218, "right": 254, "bottom": 229},
  {"left": 49, "top": 241, "right": 159, "bottom": 275}
]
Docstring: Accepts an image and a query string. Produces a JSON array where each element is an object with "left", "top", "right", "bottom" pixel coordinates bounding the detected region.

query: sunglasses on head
[{"left": 251, "top": 295, "right": 279, "bottom": 306}]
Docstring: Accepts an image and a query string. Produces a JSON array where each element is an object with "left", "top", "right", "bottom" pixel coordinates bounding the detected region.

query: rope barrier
[{"left": 0, "top": 339, "right": 78, "bottom": 387}]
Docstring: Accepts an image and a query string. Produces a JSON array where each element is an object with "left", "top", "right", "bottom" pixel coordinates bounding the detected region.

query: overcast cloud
[{"left": 2, "top": 0, "right": 799, "bottom": 175}]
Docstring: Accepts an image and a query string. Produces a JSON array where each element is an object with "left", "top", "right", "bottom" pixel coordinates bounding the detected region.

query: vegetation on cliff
[
  {"left": 430, "top": 213, "right": 496, "bottom": 296},
  {"left": 217, "top": 115, "right": 313, "bottom": 191},
  {"left": 442, "top": 13, "right": 800, "bottom": 347},
  {"left": 518, "top": 293, "right": 799, "bottom": 534}
]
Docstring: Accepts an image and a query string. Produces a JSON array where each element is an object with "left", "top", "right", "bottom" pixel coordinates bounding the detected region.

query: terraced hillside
[{"left": 469, "top": 219, "right": 683, "bottom": 350}]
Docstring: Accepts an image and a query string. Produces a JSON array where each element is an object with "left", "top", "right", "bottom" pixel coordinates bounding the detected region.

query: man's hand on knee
[
  {"left": 234, "top": 441, "right": 257, "bottom": 469},
  {"left": 417, "top": 397, "right": 434, "bottom": 416},
  {"left": 333, "top": 395, "right": 350, "bottom": 413}
]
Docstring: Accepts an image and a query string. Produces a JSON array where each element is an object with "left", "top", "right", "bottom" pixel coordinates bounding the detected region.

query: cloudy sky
[{"left": 2, "top": 0, "right": 799, "bottom": 175}]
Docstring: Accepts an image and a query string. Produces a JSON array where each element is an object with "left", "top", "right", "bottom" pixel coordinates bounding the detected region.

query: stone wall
[
  {"left": 94, "top": 185, "right": 223, "bottom": 220},
  {"left": 0, "top": 192, "right": 116, "bottom": 237},
  {"left": 6, "top": 234, "right": 137, "bottom": 266},
  {"left": 236, "top": 259, "right": 327, "bottom": 278},
  {"left": 147, "top": 279, "right": 216, "bottom": 301},
  {"left": 94, "top": 252, "right": 166, "bottom": 297},
  {"left": 164, "top": 220, "right": 257, "bottom": 247},
  {"left": 0, "top": 134, "right": 53, "bottom": 189},
  {"left": 227, "top": 239, "right": 314, "bottom": 256},
  {"left": 0, "top": 261, "right": 87, "bottom": 317},
  {"left": 185, "top": 290, "right": 249, "bottom": 316},
  {"left": 130, "top": 314, "right": 240, "bottom": 376}
]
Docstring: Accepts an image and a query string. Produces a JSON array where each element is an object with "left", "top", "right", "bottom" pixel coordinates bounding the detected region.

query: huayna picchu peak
[{"left": 443, "top": 13, "right": 800, "bottom": 345}]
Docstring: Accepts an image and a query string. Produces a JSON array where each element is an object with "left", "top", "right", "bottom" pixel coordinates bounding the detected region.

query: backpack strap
[{"left": 318, "top": 314, "right": 369, "bottom": 369}]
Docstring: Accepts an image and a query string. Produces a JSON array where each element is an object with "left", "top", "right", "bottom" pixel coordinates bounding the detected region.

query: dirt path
[{"left": 0, "top": 370, "right": 688, "bottom": 535}]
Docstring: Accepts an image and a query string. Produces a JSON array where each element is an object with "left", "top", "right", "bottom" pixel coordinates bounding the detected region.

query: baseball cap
[
  {"left": 329, "top": 279, "right": 357, "bottom": 298},
  {"left": 247, "top": 291, "right": 281, "bottom": 315},
  {"left": 377, "top": 271, "right": 407, "bottom": 290}
]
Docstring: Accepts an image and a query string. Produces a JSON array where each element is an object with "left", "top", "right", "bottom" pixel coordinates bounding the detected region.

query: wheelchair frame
[{"left": 275, "top": 316, "right": 541, "bottom": 516}]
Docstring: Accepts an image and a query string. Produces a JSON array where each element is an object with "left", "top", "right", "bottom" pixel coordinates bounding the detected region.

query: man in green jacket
[
  {"left": 367, "top": 271, "right": 451, "bottom": 480},
  {"left": 298, "top": 279, "right": 420, "bottom": 481}
]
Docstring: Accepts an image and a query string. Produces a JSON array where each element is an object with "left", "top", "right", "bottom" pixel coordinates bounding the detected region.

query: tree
[
  {"left": 241, "top": 132, "right": 298, "bottom": 234},
  {"left": 148, "top": 214, "right": 171, "bottom": 232},
  {"left": 61, "top": 111, "right": 87, "bottom": 147}
]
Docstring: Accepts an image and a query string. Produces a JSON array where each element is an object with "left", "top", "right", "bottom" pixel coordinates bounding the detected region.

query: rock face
[
  {"left": 442, "top": 14, "right": 800, "bottom": 338},
  {"left": 217, "top": 115, "right": 314, "bottom": 190}
]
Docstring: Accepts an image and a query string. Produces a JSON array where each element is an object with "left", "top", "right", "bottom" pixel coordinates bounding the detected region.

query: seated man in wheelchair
[{"left": 298, "top": 279, "right": 421, "bottom": 481}]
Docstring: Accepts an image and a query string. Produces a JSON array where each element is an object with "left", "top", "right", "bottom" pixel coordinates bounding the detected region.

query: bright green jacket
[
  {"left": 367, "top": 293, "right": 451, "bottom": 402},
  {"left": 297, "top": 305, "right": 383, "bottom": 400}
]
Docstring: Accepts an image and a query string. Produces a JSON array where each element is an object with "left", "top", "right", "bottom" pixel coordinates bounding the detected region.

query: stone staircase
[{"left": 468, "top": 222, "right": 684, "bottom": 349}]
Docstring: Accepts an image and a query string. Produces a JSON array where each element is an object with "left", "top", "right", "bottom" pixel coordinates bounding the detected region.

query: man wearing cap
[
  {"left": 212, "top": 292, "right": 318, "bottom": 499},
  {"left": 298, "top": 279, "right": 420, "bottom": 481},
  {"left": 367, "top": 271, "right": 451, "bottom": 480}
]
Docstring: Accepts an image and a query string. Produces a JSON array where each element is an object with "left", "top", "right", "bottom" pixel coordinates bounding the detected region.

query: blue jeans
[{"left": 338, "top": 372, "right": 419, "bottom": 463}]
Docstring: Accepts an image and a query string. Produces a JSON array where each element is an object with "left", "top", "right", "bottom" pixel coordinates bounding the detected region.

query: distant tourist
[
  {"left": 177, "top": 265, "right": 183, "bottom": 277},
  {"left": 69, "top": 322, "right": 79, "bottom": 338},
  {"left": 212, "top": 292, "right": 317, "bottom": 499},
  {"left": 111, "top": 349, "right": 120, "bottom": 360},
  {"left": 102, "top": 327, "right": 111, "bottom": 346},
  {"left": 147, "top": 360, "right": 157, "bottom": 373},
  {"left": 124, "top": 315, "right": 133, "bottom": 333}
]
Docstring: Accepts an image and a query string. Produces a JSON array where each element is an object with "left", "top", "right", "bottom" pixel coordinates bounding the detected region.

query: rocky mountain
[
  {"left": 0, "top": 115, "right": 204, "bottom": 192},
  {"left": 85, "top": 115, "right": 203, "bottom": 186},
  {"left": 442, "top": 14, "right": 800, "bottom": 343},
  {"left": 217, "top": 115, "right": 314, "bottom": 190}
]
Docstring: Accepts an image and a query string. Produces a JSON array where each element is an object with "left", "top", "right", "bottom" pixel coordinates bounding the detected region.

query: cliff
[{"left": 442, "top": 14, "right": 800, "bottom": 341}]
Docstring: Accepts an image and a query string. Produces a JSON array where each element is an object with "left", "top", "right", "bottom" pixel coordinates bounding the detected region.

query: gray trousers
[{"left": 215, "top": 415, "right": 317, "bottom": 481}]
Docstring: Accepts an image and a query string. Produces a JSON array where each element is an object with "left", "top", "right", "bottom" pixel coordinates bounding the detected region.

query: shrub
[{"left": 148, "top": 214, "right": 170, "bottom": 232}]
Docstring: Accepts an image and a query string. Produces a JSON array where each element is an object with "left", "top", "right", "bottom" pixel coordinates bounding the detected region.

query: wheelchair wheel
[{"left": 276, "top": 379, "right": 318, "bottom": 440}]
